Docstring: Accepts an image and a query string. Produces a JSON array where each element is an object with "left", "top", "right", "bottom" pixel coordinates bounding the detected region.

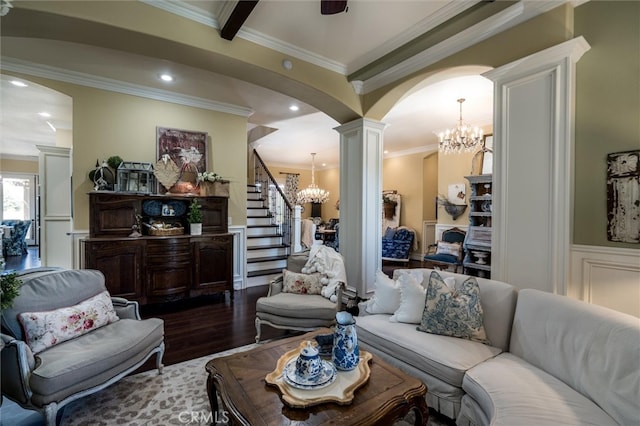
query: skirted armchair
[
  {"left": 2, "top": 219, "right": 31, "bottom": 256},
  {"left": 1, "top": 268, "right": 165, "bottom": 426},
  {"left": 255, "top": 248, "right": 345, "bottom": 343}
]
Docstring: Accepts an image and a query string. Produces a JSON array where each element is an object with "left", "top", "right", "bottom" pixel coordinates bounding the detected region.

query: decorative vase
[
  {"left": 190, "top": 223, "right": 202, "bottom": 235},
  {"left": 332, "top": 311, "right": 359, "bottom": 371}
]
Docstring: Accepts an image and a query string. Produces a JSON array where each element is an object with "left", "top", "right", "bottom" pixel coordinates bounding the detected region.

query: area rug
[{"left": 59, "top": 344, "right": 451, "bottom": 425}]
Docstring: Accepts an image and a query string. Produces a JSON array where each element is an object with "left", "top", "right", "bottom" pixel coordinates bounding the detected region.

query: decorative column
[
  {"left": 482, "top": 36, "right": 590, "bottom": 295},
  {"left": 334, "top": 118, "right": 387, "bottom": 298}
]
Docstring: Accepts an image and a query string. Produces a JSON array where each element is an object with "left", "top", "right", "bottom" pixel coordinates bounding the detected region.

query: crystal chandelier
[
  {"left": 437, "top": 98, "right": 483, "bottom": 154},
  {"left": 297, "top": 153, "right": 330, "bottom": 204}
]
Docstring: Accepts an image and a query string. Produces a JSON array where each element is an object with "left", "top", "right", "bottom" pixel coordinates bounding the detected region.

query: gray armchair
[
  {"left": 1, "top": 268, "right": 165, "bottom": 426},
  {"left": 255, "top": 251, "right": 344, "bottom": 343}
]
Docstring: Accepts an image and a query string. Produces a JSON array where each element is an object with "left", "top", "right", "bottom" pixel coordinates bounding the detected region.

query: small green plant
[
  {"left": 1, "top": 272, "right": 22, "bottom": 310},
  {"left": 107, "top": 155, "right": 123, "bottom": 171},
  {"left": 187, "top": 198, "right": 202, "bottom": 224}
]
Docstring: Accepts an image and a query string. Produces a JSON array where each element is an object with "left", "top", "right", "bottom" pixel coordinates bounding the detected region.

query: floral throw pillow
[
  {"left": 18, "top": 291, "right": 120, "bottom": 354},
  {"left": 417, "top": 271, "right": 490, "bottom": 345},
  {"left": 282, "top": 269, "right": 323, "bottom": 295}
]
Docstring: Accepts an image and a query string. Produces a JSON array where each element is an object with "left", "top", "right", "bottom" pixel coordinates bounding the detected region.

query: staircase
[{"left": 246, "top": 184, "right": 289, "bottom": 286}]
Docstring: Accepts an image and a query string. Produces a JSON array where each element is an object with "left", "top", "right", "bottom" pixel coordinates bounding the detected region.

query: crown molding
[
  {"left": 0, "top": 57, "right": 254, "bottom": 118},
  {"left": 139, "top": 0, "right": 220, "bottom": 28},
  {"left": 0, "top": 153, "right": 39, "bottom": 162},
  {"left": 384, "top": 144, "right": 438, "bottom": 159}
]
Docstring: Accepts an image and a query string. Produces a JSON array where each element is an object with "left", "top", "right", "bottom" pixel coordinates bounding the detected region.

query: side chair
[{"left": 423, "top": 227, "right": 467, "bottom": 273}]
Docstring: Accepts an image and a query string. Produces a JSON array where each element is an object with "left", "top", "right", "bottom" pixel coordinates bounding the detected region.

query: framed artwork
[
  {"left": 607, "top": 150, "right": 639, "bottom": 243},
  {"left": 481, "top": 135, "right": 493, "bottom": 175},
  {"left": 156, "top": 127, "right": 208, "bottom": 193}
]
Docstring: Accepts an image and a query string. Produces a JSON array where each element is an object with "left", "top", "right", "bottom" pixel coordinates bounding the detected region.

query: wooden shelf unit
[{"left": 83, "top": 192, "right": 233, "bottom": 305}]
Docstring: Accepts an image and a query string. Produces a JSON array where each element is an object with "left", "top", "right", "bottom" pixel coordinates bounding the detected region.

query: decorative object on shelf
[
  {"left": 107, "top": 155, "right": 123, "bottom": 174},
  {"left": 145, "top": 220, "right": 184, "bottom": 236},
  {"left": 1, "top": 271, "right": 21, "bottom": 310},
  {"left": 333, "top": 311, "right": 360, "bottom": 371},
  {"left": 607, "top": 150, "right": 639, "bottom": 243},
  {"left": 383, "top": 193, "right": 399, "bottom": 219},
  {"left": 154, "top": 154, "right": 180, "bottom": 192},
  {"left": 89, "top": 160, "right": 115, "bottom": 191},
  {"left": 470, "top": 134, "right": 494, "bottom": 175},
  {"left": 198, "top": 171, "right": 230, "bottom": 197},
  {"left": 297, "top": 153, "right": 330, "bottom": 204},
  {"left": 116, "top": 162, "right": 155, "bottom": 194},
  {"left": 157, "top": 127, "right": 207, "bottom": 194},
  {"left": 436, "top": 195, "right": 467, "bottom": 220},
  {"left": 473, "top": 251, "right": 489, "bottom": 265},
  {"left": 187, "top": 198, "right": 202, "bottom": 235},
  {"left": 129, "top": 211, "right": 143, "bottom": 238},
  {"left": 437, "top": 98, "right": 483, "bottom": 154}
]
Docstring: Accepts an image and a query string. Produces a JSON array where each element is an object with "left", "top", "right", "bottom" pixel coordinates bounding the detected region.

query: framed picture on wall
[
  {"left": 481, "top": 135, "right": 494, "bottom": 175},
  {"left": 156, "top": 127, "right": 208, "bottom": 193}
]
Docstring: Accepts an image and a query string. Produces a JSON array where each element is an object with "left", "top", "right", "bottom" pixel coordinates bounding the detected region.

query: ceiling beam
[{"left": 220, "top": 0, "right": 259, "bottom": 41}]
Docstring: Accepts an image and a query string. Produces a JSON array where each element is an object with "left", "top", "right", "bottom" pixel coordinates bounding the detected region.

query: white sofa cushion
[
  {"left": 364, "top": 270, "right": 401, "bottom": 314},
  {"left": 510, "top": 289, "right": 640, "bottom": 426},
  {"left": 461, "top": 353, "right": 618, "bottom": 425},
  {"left": 356, "top": 314, "right": 502, "bottom": 387}
]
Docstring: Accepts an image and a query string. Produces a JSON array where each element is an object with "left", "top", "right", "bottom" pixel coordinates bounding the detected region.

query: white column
[
  {"left": 37, "top": 145, "right": 73, "bottom": 269},
  {"left": 293, "top": 205, "right": 303, "bottom": 253},
  {"left": 483, "top": 37, "right": 590, "bottom": 295},
  {"left": 335, "top": 118, "right": 387, "bottom": 298}
]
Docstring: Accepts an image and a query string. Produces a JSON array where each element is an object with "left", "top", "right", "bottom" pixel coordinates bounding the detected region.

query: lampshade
[
  {"left": 437, "top": 98, "right": 483, "bottom": 154},
  {"left": 297, "top": 153, "right": 330, "bottom": 204}
]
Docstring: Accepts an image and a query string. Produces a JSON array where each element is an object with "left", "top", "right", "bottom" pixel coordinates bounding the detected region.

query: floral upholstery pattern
[
  {"left": 417, "top": 271, "right": 490, "bottom": 344},
  {"left": 281, "top": 269, "right": 323, "bottom": 295},
  {"left": 2, "top": 219, "right": 31, "bottom": 256},
  {"left": 18, "top": 290, "right": 120, "bottom": 354},
  {"left": 381, "top": 227, "right": 415, "bottom": 261}
]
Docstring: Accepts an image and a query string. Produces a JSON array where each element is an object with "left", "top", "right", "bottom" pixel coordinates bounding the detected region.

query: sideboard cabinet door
[
  {"left": 145, "top": 238, "right": 192, "bottom": 302},
  {"left": 192, "top": 234, "right": 233, "bottom": 299},
  {"left": 84, "top": 239, "right": 145, "bottom": 303}
]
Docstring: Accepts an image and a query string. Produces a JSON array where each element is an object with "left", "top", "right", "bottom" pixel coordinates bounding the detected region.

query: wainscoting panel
[
  {"left": 229, "top": 226, "right": 246, "bottom": 290},
  {"left": 71, "top": 230, "right": 89, "bottom": 269},
  {"left": 570, "top": 245, "right": 640, "bottom": 317},
  {"left": 434, "top": 224, "right": 469, "bottom": 243}
]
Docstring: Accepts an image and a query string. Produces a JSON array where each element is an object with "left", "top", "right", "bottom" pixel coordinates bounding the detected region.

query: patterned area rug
[{"left": 60, "top": 344, "right": 452, "bottom": 425}]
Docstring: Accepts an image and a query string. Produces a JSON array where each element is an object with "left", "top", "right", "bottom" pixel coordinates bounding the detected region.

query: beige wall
[
  {"left": 574, "top": 1, "right": 639, "bottom": 249},
  {"left": 0, "top": 158, "right": 38, "bottom": 174},
  {"left": 1, "top": 72, "right": 248, "bottom": 231}
]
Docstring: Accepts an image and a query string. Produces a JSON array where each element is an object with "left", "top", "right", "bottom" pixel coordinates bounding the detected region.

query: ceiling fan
[{"left": 321, "top": 0, "right": 348, "bottom": 15}]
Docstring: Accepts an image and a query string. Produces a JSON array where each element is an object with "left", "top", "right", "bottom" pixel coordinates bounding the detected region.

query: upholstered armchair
[
  {"left": 423, "top": 227, "right": 467, "bottom": 273},
  {"left": 255, "top": 249, "right": 345, "bottom": 343},
  {"left": 1, "top": 268, "right": 165, "bottom": 426},
  {"left": 1, "top": 219, "right": 31, "bottom": 256},
  {"left": 381, "top": 226, "right": 416, "bottom": 262}
]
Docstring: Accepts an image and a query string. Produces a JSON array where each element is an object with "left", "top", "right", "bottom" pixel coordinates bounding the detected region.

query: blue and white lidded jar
[
  {"left": 332, "top": 311, "right": 360, "bottom": 371},
  {"left": 295, "top": 341, "right": 322, "bottom": 380}
]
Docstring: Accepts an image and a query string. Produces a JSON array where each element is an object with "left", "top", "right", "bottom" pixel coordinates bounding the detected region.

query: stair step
[
  {"left": 247, "top": 255, "right": 288, "bottom": 264},
  {"left": 247, "top": 217, "right": 273, "bottom": 226},
  {"left": 247, "top": 268, "right": 282, "bottom": 278},
  {"left": 247, "top": 226, "right": 280, "bottom": 237},
  {"left": 247, "top": 246, "right": 288, "bottom": 259},
  {"left": 247, "top": 236, "right": 284, "bottom": 247},
  {"left": 246, "top": 271, "right": 281, "bottom": 287}
]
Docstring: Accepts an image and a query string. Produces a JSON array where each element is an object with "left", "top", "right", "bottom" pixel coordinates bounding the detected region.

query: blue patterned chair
[
  {"left": 1, "top": 220, "right": 31, "bottom": 256},
  {"left": 423, "top": 227, "right": 467, "bottom": 273},
  {"left": 324, "top": 222, "right": 339, "bottom": 252},
  {"left": 381, "top": 226, "right": 416, "bottom": 263}
]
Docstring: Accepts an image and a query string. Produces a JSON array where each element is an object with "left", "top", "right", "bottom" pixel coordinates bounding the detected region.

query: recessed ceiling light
[
  {"left": 322, "top": 163, "right": 326, "bottom": 167},
  {"left": 10, "top": 80, "right": 28, "bottom": 87},
  {"left": 159, "top": 74, "right": 174, "bottom": 82},
  {"left": 38, "top": 112, "right": 51, "bottom": 118},
  {"left": 384, "top": 150, "right": 389, "bottom": 154},
  {"left": 289, "top": 105, "right": 299, "bottom": 112}
]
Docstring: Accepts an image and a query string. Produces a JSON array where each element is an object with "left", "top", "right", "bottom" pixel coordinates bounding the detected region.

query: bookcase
[{"left": 463, "top": 175, "right": 492, "bottom": 278}]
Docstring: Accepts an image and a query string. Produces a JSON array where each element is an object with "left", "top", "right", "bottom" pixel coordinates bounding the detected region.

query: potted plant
[
  {"left": 1, "top": 272, "right": 22, "bottom": 310},
  {"left": 197, "top": 171, "right": 230, "bottom": 197},
  {"left": 187, "top": 198, "right": 203, "bottom": 235}
]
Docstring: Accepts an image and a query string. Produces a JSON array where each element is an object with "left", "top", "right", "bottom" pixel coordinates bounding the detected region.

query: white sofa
[{"left": 356, "top": 268, "right": 640, "bottom": 426}]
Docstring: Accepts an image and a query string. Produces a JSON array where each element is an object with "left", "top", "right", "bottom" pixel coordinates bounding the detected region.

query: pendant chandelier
[
  {"left": 297, "top": 153, "right": 330, "bottom": 204},
  {"left": 438, "top": 98, "right": 483, "bottom": 154}
]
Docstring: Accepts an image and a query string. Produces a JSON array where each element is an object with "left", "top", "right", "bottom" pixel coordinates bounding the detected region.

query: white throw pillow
[
  {"left": 390, "top": 273, "right": 426, "bottom": 324},
  {"left": 365, "top": 271, "right": 401, "bottom": 314}
]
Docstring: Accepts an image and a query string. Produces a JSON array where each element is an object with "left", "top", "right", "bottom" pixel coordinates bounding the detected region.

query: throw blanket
[
  {"left": 301, "top": 245, "right": 347, "bottom": 302},
  {"left": 301, "top": 219, "right": 315, "bottom": 249}
]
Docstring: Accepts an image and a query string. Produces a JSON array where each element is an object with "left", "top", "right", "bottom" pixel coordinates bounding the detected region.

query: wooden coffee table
[{"left": 205, "top": 329, "right": 428, "bottom": 425}]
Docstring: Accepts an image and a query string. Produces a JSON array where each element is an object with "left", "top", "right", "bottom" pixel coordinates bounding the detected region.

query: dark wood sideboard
[{"left": 83, "top": 192, "right": 233, "bottom": 305}]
